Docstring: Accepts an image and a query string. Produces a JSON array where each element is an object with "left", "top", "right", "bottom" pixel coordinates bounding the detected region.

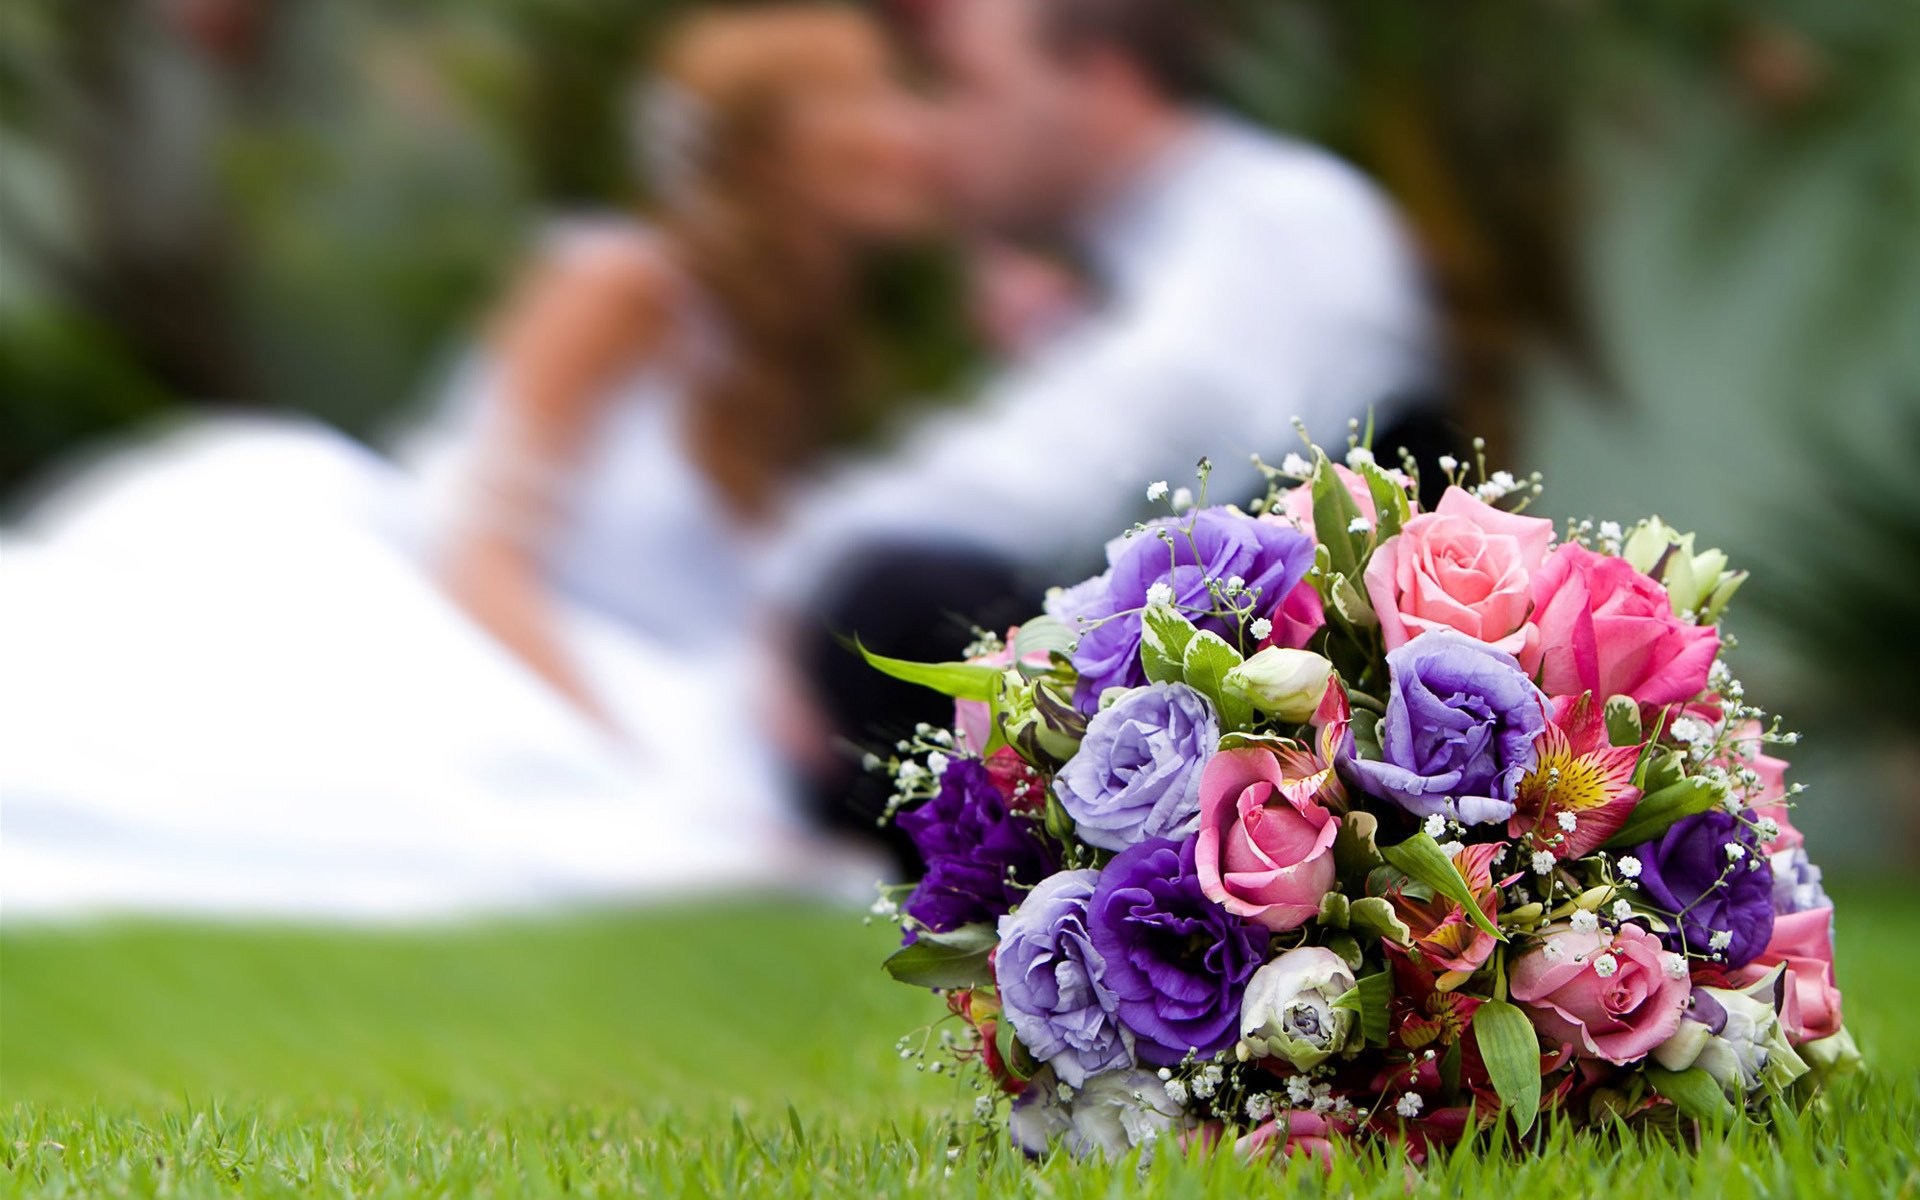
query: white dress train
[{"left": 0, "top": 223, "right": 873, "bottom": 921}]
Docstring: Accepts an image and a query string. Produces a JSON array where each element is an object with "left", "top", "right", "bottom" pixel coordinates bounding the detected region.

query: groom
[{"left": 778, "top": 0, "right": 1452, "bottom": 844}]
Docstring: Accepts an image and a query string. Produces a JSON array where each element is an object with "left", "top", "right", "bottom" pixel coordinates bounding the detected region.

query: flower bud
[
  {"left": 1226, "top": 648, "right": 1334, "bottom": 723},
  {"left": 1622, "top": 518, "right": 1745, "bottom": 622},
  {"left": 1238, "top": 947, "right": 1357, "bottom": 1071}
]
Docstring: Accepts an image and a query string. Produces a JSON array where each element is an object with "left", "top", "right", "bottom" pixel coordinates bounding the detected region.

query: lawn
[{"left": 3, "top": 884, "right": 1917, "bottom": 1197}]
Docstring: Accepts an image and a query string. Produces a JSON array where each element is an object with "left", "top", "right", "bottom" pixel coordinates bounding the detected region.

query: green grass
[{"left": 3, "top": 884, "right": 1917, "bottom": 1197}]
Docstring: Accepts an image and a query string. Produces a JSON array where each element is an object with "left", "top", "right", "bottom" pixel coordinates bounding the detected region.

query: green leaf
[
  {"left": 1603, "top": 695, "right": 1643, "bottom": 747},
  {"left": 1316, "top": 891, "right": 1351, "bottom": 928},
  {"left": 1602, "top": 776, "right": 1727, "bottom": 850},
  {"left": 1310, "top": 454, "right": 1365, "bottom": 578},
  {"left": 1472, "top": 999, "right": 1543, "bottom": 1134},
  {"left": 1333, "top": 810, "right": 1384, "bottom": 879},
  {"left": 856, "top": 640, "right": 1001, "bottom": 701},
  {"left": 1140, "top": 605, "right": 1198, "bottom": 685},
  {"left": 1348, "top": 895, "right": 1412, "bottom": 946},
  {"left": 1182, "top": 630, "right": 1253, "bottom": 729},
  {"left": 1356, "top": 459, "right": 1410, "bottom": 541},
  {"left": 882, "top": 924, "right": 997, "bottom": 990},
  {"left": 1380, "top": 833, "right": 1503, "bottom": 941},
  {"left": 1328, "top": 574, "right": 1378, "bottom": 628},
  {"left": 1012, "top": 616, "right": 1076, "bottom": 676},
  {"left": 1645, "top": 1065, "right": 1738, "bottom": 1123},
  {"left": 1333, "top": 970, "right": 1392, "bottom": 1047},
  {"left": 1348, "top": 709, "right": 1384, "bottom": 762},
  {"left": 995, "top": 1016, "right": 1039, "bottom": 1082}
]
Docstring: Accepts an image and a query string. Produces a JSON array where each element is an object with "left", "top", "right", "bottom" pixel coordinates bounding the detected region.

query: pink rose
[
  {"left": 1195, "top": 747, "right": 1339, "bottom": 931},
  {"left": 1274, "top": 465, "right": 1388, "bottom": 530},
  {"left": 1523, "top": 543, "right": 1721, "bottom": 706},
  {"left": 1705, "top": 718, "right": 1800, "bottom": 851},
  {"left": 1732, "top": 907, "right": 1842, "bottom": 1043},
  {"left": 1262, "top": 578, "right": 1326, "bottom": 651},
  {"left": 1234, "top": 1110, "right": 1345, "bottom": 1170},
  {"left": 1364, "top": 487, "right": 1554, "bottom": 656},
  {"left": 1510, "top": 923, "right": 1689, "bottom": 1064},
  {"left": 953, "top": 629, "right": 1048, "bottom": 753}
]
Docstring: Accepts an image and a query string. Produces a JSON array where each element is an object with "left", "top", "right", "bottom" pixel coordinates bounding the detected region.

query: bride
[{"left": 0, "top": 5, "right": 938, "bottom": 919}]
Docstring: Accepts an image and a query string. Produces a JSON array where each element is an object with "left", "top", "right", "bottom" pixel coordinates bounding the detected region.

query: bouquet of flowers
[{"left": 864, "top": 434, "right": 1859, "bottom": 1163}]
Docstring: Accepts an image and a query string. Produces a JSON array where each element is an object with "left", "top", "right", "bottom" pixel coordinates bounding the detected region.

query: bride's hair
[{"left": 642, "top": 3, "right": 887, "bottom": 521}]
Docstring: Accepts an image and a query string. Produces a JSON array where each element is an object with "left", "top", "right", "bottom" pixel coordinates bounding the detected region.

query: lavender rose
[
  {"left": 1049, "top": 507, "right": 1314, "bottom": 707},
  {"left": 1339, "top": 629, "right": 1548, "bottom": 825},
  {"left": 1087, "top": 836, "right": 1269, "bottom": 1065},
  {"left": 1769, "top": 847, "right": 1830, "bottom": 915},
  {"left": 898, "top": 759, "right": 1057, "bottom": 940},
  {"left": 1053, "top": 682, "right": 1219, "bottom": 851},
  {"left": 995, "top": 870, "right": 1134, "bottom": 1086},
  {"left": 1631, "top": 808, "right": 1774, "bottom": 968}
]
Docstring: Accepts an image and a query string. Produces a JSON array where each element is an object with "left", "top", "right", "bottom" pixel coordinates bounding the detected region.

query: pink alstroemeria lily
[{"left": 1508, "top": 692, "right": 1642, "bottom": 860}]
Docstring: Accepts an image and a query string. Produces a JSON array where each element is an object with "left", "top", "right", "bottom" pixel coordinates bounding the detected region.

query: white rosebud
[
  {"left": 1224, "top": 647, "right": 1334, "bottom": 724},
  {"left": 1239, "top": 948, "right": 1358, "bottom": 1071},
  {"left": 1653, "top": 969, "right": 1809, "bottom": 1097}
]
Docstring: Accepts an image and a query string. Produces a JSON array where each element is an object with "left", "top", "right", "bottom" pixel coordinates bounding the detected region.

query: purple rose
[
  {"left": 1340, "top": 629, "right": 1547, "bottom": 825},
  {"left": 899, "top": 759, "right": 1058, "bottom": 940},
  {"left": 1050, "top": 508, "right": 1314, "bottom": 708},
  {"left": 995, "top": 870, "right": 1134, "bottom": 1086},
  {"left": 1052, "top": 682, "right": 1219, "bottom": 851},
  {"left": 1632, "top": 808, "right": 1775, "bottom": 968},
  {"left": 1087, "top": 836, "right": 1268, "bottom": 1065},
  {"left": 1768, "top": 847, "right": 1830, "bottom": 915}
]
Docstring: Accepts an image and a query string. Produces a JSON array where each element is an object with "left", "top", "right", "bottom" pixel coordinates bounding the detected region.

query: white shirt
[{"left": 768, "top": 114, "right": 1435, "bottom": 594}]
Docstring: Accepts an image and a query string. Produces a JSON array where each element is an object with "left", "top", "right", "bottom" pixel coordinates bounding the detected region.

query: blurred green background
[{"left": 2, "top": 0, "right": 1916, "bottom": 864}]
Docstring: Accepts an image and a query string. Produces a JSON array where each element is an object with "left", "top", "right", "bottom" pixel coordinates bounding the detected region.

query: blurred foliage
[
  {"left": 1748, "top": 411, "right": 1920, "bottom": 732},
  {"left": 1, "top": 0, "right": 1915, "bottom": 747}
]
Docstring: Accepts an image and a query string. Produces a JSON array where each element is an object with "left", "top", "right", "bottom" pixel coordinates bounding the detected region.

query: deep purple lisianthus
[
  {"left": 1339, "top": 629, "right": 1547, "bottom": 825},
  {"left": 995, "top": 869, "right": 1134, "bottom": 1086},
  {"left": 1633, "top": 809, "right": 1775, "bottom": 967},
  {"left": 899, "top": 759, "right": 1057, "bottom": 941},
  {"left": 1053, "top": 682, "right": 1218, "bottom": 851},
  {"left": 1049, "top": 508, "right": 1314, "bottom": 708},
  {"left": 1086, "top": 836, "right": 1268, "bottom": 1065}
]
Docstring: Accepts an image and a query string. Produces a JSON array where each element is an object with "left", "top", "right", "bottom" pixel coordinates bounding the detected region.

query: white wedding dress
[{"left": 0, "top": 221, "right": 871, "bottom": 921}]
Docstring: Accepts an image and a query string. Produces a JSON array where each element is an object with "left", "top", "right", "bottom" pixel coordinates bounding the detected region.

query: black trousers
[{"left": 798, "top": 540, "right": 1045, "bottom": 867}]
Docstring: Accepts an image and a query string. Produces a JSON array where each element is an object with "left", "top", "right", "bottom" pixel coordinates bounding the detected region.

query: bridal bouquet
[{"left": 864, "top": 435, "right": 1859, "bottom": 1164}]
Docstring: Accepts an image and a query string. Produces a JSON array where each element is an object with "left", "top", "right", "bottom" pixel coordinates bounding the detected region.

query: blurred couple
[{"left": 1, "top": 0, "right": 1438, "bottom": 918}]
